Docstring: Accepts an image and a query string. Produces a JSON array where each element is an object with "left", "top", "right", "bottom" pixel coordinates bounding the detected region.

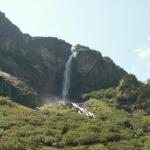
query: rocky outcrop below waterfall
[
  {"left": 55, "top": 101, "right": 95, "bottom": 117},
  {"left": 0, "top": 11, "right": 127, "bottom": 106}
]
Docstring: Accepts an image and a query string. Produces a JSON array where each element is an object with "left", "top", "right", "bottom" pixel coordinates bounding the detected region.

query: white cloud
[
  {"left": 148, "top": 36, "right": 150, "bottom": 41},
  {"left": 135, "top": 48, "right": 150, "bottom": 58}
]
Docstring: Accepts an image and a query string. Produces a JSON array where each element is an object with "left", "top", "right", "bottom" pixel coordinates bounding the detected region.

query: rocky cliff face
[
  {"left": 0, "top": 11, "right": 127, "bottom": 106},
  {"left": 0, "top": 11, "right": 71, "bottom": 105},
  {"left": 69, "top": 45, "right": 127, "bottom": 100}
]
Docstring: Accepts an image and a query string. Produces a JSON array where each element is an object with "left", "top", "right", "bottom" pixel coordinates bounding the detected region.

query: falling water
[{"left": 62, "top": 47, "right": 76, "bottom": 100}]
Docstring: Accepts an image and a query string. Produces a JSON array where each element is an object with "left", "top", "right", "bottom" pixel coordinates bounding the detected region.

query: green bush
[{"left": 0, "top": 96, "right": 14, "bottom": 107}]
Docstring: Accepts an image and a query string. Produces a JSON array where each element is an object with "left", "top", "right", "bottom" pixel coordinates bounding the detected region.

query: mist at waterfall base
[
  {"left": 62, "top": 47, "right": 76, "bottom": 101},
  {"left": 42, "top": 96, "right": 62, "bottom": 104}
]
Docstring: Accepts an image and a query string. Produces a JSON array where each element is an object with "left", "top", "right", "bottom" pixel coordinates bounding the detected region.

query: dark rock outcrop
[
  {"left": 69, "top": 45, "right": 127, "bottom": 100},
  {"left": 0, "top": 70, "right": 37, "bottom": 107},
  {"left": 116, "top": 74, "right": 150, "bottom": 114}
]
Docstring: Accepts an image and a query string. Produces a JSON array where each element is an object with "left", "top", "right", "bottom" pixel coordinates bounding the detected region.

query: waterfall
[{"left": 62, "top": 47, "right": 76, "bottom": 100}]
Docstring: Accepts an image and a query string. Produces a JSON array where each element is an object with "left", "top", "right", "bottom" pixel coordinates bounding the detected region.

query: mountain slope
[
  {"left": 83, "top": 74, "right": 150, "bottom": 114},
  {"left": 0, "top": 11, "right": 126, "bottom": 106},
  {"left": 0, "top": 96, "right": 150, "bottom": 150}
]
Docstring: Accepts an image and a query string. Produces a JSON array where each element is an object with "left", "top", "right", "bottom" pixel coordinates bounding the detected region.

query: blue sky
[{"left": 0, "top": 0, "right": 150, "bottom": 81}]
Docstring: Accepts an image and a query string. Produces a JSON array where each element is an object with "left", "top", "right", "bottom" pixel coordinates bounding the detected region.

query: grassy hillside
[{"left": 0, "top": 96, "right": 150, "bottom": 150}]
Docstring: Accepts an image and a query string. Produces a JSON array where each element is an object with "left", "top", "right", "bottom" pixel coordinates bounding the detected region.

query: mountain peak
[{"left": 0, "top": 11, "right": 5, "bottom": 17}]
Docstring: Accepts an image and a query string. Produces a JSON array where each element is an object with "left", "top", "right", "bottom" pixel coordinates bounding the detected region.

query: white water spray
[{"left": 62, "top": 47, "right": 76, "bottom": 100}]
